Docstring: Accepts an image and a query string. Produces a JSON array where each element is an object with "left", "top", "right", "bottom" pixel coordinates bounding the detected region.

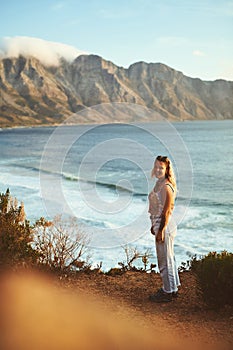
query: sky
[{"left": 0, "top": 0, "right": 233, "bottom": 81}]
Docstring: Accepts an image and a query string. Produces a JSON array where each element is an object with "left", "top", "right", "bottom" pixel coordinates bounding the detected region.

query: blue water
[{"left": 0, "top": 120, "right": 232, "bottom": 270}]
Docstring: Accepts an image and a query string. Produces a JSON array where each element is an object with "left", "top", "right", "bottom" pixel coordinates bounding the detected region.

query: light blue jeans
[{"left": 151, "top": 215, "right": 180, "bottom": 293}]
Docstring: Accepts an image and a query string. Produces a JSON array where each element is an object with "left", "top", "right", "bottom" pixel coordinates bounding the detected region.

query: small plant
[
  {"left": 116, "top": 245, "right": 155, "bottom": 272},
  {"left": 178, "top": 259, "right": 192, "bottom": 272},
  {"left": 190, "top": 251, "right": 233, "bottom": 308},
  {"left": 33, "top": 215, "right": 91, "bottom": 271},
  {"left": 118, "top": 245, "right": 141, "bottom": 271},
  {"left": 141, "top": 250, "right": 154, "bottom": 271}
]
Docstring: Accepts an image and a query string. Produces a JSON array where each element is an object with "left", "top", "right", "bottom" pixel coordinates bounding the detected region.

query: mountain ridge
[{"left": 0, "top": 54, "right": 232, "bottom": 127}]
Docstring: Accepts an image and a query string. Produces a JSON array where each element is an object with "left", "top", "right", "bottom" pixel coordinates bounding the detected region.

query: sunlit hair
[{"left": 151, "top": 155, "right": 177, "bottom": 191}]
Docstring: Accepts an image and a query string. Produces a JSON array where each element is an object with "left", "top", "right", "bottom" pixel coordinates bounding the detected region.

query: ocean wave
[
  {"left": 189, "top": 196, "right": 233, "bottom": 208},
  {"left": 62, "top": 172, "right": 148, "bottom": 195},
  {"left": 43, "top": 166, "right": 148, "bottom": 196},
  {"left": 3, "top": 162, "right": 148, "bottom": 196},
  {"left": 3, "top": 163, "right": 233, "bottom": 207}
]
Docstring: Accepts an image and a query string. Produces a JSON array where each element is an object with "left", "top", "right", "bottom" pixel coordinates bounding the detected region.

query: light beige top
[{"left": 148, "top": 181, "right": 175, "bottom": 231}]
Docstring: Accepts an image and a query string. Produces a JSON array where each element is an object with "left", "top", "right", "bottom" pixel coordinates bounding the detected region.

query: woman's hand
[
  {"left": 150, "top": 226, "right": 155, "bottom": 235},
  {"left": 156, "top": 229, "right": 165, "bottom": 243}
]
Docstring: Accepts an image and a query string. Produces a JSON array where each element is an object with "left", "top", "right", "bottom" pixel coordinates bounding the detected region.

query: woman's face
[{"left": 154, "top": 160, "right": 166, "bottom": 180}]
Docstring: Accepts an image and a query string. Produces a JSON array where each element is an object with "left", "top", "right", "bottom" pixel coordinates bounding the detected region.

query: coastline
[{"left": 0, "top": 118, "right": 233, "bottom": 131}]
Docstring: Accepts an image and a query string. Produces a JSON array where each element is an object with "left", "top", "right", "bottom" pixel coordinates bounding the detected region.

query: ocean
[{"left": 0, "top": 120, "right": 232, "bottom": 270}]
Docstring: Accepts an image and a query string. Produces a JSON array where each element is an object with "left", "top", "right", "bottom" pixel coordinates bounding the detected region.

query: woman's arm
[{"left": 156, "top": 184, "right": 174, "bottom": 242}]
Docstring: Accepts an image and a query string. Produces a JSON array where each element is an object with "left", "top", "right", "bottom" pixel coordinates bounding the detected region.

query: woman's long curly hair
[{"left": 151, "top": 155, "right": 177, "bottom": 191}]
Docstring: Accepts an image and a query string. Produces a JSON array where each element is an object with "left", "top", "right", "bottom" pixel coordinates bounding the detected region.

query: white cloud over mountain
[{"left": 0, "top": 36, "right": 88, "bottom": 66}]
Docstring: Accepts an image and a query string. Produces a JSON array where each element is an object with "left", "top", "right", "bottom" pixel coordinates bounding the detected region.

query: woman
[{"left": 148, "top": 155, "right": 180, "bottom": 303}]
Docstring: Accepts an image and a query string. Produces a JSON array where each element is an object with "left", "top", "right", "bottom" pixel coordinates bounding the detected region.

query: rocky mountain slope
[{"left": 0, "top": 54, "right": 232, "bottom": 127}]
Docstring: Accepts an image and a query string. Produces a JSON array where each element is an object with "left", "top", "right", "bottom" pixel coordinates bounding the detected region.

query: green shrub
[
  {"left": 190, "top": 251, "right": 233, "bottom": 308},
  {"left": 0, "top": 189, "right": 37, "bottom": 267}
]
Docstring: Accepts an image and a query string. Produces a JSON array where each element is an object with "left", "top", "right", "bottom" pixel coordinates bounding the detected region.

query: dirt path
[
  {"left": 1, "top": 269, "right": 232, "bottom": 350},
  {"left": 60, "top": 270, "right": 233, "bottom": 349}
]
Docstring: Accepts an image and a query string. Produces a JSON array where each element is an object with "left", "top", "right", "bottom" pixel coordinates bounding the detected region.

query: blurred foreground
[{"left": 0, "top": 269, "right": 230, "bottom": 350}]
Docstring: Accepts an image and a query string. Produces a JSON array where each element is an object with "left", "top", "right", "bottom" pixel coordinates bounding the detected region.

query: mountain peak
[{"left": 0, "top": 51, "right": 233, "bottom": 127}]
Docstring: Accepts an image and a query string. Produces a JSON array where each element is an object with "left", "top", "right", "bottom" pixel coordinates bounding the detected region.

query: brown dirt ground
[{"left": 57, "top": 270, "right": 233, "bottom": 350}]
